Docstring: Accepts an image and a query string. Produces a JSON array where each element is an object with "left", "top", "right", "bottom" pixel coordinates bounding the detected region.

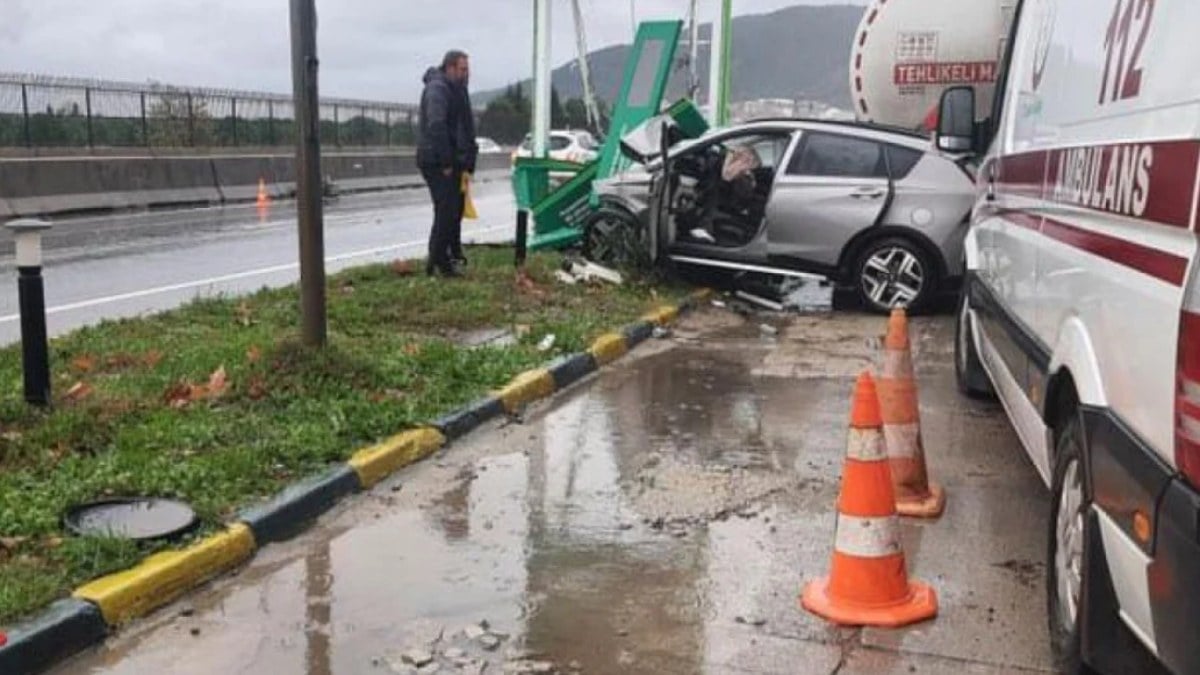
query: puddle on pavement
[{"left": 57, "top": 316, "right": 1055, "bottom": 675}]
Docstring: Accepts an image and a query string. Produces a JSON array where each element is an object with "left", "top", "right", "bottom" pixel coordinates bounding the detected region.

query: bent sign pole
[{"left": 290, "top": 0, "right": 327, "bottom": 347}]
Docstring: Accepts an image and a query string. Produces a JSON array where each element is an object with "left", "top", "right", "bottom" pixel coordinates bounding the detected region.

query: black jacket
[{"left": 417, "top": 67, "right": 478, "bottom": 173}]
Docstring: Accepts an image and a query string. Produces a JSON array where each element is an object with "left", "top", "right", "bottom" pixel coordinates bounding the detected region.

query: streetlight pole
[{"left": 290, "top": 0, "right": 327, "bottom": 347}]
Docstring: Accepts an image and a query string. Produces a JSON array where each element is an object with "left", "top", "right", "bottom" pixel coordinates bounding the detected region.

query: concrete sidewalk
[{"left": 49, "top": 306, "right": 1057, "bottom": 675}]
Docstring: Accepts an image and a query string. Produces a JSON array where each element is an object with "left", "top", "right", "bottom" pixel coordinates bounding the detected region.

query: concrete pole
[
  {"left": 700, "top": 0, "right": 720, "bottom": 124},
  {"left": 290, "top": 0, "right": 327, "bottom": 346},
  {"left": 689, "top": 0, "right": 701, "bottom": 98},
  {"left": 719, "top": 0, "right": 733, "bottom": 125},
  {"left": 532, "top": 0, "right": 552, "bottom": 158}
]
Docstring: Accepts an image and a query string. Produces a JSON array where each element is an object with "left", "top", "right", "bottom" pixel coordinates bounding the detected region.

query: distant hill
[{"left": 475, "top": 4, "right": 866, "bottom": 109}]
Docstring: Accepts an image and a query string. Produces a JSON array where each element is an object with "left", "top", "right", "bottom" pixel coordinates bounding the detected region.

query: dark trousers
[{"left": 421, "top": 167, "right": 465, "bottom": 270}]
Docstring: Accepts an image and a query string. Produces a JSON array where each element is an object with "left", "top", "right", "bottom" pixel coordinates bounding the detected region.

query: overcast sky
[{"left": 0, "top": 0, "right": 866, "bottom": 102}]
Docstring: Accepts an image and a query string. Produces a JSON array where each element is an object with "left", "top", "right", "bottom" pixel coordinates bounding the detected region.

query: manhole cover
[{"left": 63, "top": 498, "right": 198, "bottom": 541}]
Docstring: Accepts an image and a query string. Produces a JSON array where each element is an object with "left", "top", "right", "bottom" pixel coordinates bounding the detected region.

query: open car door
[{"left": 647, "top": 121, "right": 677, "bottom": 265}]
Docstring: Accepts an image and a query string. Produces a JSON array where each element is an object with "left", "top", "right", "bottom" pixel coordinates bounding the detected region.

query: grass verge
[{"left": 0, "top": 247, "right": 684, "bottom": 623}]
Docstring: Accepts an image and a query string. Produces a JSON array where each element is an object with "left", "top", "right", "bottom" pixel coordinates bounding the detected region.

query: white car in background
[
  {"left": 475, "top": 137, "right": 505, "bottom": 154},
  {"left": 513, "top": 130, "right": 600, "bottom": 165}
]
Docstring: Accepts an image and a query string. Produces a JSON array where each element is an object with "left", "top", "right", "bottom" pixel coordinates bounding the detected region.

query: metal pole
[
  {"left": 719, "top": 0, "right": 733, "bottom": 126},
  {"left": 688, "top": 0, "right": 701, "bottom": 98},
  {"left": 385, "top": 109, "right": 391, "bottom": 146},
  {"left": 532, "top": 0, "right": 552, "bottom": 158},
  {"left": 7, "top": 220, "right": 53, "bottom": 407},
  {"left": 140, "top": 92, "right": 149, "bottom": 146},
  {"left": 707, "top": 0, "right": 731, "bottom": 126},
  {"left": 231, "top": 97, "right": 239, "bottom": 146},
  {"left": 84, "top": 88, "right": 93, "bottom": 148},
  {"left": 290, "top": 0, "right": 327, "bottom": 347},
  {"left": 515, "top": 210, "right": 528, "bottom": 268},
  {"left": 187, "top": 93, "right": 196, "bottom": 147},
  {"left": 333, "top": 104, "right": 340, "bottom": 147},
  {"left": 268, "top": 101, "right": 276, "bottom": 146},
  {"left": 360, "top": 106, "right": 366, "bottom": 146},
  {"left": 21, "top": 84, "right": 31, "bottom": 148}
]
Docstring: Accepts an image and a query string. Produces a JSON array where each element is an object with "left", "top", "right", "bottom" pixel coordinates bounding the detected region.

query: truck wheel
[
  {"left": 1046, "top": 410, "right": 1094, "bottom": 674},
  {"left": 955, "top": 289, "right": 994, "bottom": 399},
  {"left": 853, "top": 237, "right": 936, "bottom": 314}
]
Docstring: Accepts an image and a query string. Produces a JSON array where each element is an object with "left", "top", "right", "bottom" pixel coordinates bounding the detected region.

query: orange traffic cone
[
  {"left": 256, "top": 178, "right": 269, "bottom": 207},
  {"left": 801, "top": 371, "right": 938, "bottom": 627},
  {"left": 879, "top": 308, "right": 945, "bottom": 518}
]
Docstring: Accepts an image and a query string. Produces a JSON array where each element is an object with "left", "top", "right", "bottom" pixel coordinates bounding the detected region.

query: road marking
[{"left": 0, "top": 224, "right": 511, "bottom": 324}]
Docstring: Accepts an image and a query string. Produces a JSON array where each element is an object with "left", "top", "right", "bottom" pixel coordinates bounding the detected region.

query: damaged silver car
[{"left": 584, "top": 118, "right": 976, "bottom": 313}]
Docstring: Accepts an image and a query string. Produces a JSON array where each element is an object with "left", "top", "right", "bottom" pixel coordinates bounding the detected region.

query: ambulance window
[{"left": 788, "top": 133, "right": 886, "bottom": 178}]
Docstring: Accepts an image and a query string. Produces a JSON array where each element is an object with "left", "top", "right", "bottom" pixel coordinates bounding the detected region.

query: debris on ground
[
  {"left": 652, "top": 326, "right": 672, "bottom": 339},
  {"left": 558, "top": 259, "right": 624, "bottom": 286},
  {"left": 736, "top": 290, "right": 784, "bottom": 312},
  {"left": 537, "top": 334, "right": 557, "bottom": 352},
  {"left": 401, "top": 648, "right": 435, "bottom": 667},
  {"left": 759, "top": 323, "right": 779, "bottom": 337}
]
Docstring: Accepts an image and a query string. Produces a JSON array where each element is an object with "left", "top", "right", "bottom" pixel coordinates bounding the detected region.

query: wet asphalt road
[
  {"left": 0, "top": 172, "right": 515, "bottom": 345},
  {"left": 50, "top": 306, "right": 1057, "bottom": 674}
]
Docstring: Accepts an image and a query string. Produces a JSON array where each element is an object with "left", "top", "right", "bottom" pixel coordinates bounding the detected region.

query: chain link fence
[{"left": 0, "top": 73, "right": 419, "bottom": 150}]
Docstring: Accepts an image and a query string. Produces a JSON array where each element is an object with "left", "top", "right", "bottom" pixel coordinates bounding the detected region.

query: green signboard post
[{"left": 515, "top": 20, "right": 704, "bottom": 252}]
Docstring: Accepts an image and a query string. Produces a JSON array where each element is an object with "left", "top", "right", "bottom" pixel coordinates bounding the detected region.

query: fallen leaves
[
  {"left": 391, "top": 259, "right": 417, "bottom": 277},
  {"left": 246, "top": 345, "right": 262, "bottom": 364},
  {"left": 247, "top": 375, "right": 268, "bottom": 401},
  {"left": 70, "top": 354, "right": 97, "bottom": 373},
  {"left": 515, "top": 269, "right": 547, "bottom": 298},
  {"left": 63, "top": 382, "right": 93, "bottom": 403},
  {"left": 235, "top": 302, "right": 254, "bottom": 327},
  {"left": 164, "top": 365, "right": 229, "bottom": 408}
]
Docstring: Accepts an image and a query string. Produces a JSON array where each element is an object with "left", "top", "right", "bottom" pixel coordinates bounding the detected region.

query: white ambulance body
[{"left": 942, "top": 0, "right": 1200, "bottom": 672}]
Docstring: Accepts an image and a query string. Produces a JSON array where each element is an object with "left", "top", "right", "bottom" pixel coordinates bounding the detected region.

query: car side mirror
[{"left": 936, "top": 86, "right": 976, "bottom": 154}]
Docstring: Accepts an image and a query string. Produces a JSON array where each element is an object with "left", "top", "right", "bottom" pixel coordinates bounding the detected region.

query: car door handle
[{"left": 850, "top": 187, "right": 885, "bottom": 199}]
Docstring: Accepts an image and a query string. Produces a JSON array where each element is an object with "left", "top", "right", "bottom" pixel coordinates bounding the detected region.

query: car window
[
  {"left": 576, "top": 133, "right": 598, "bottom": 150},
  {"left": 550, "top": 136, "right": 572, "bottom": 151},
  {"left": 725, "top": 134, "right": 792, "bottom": 170},
  {"left": 788, "top": 133, "right": 886, "bottom": 178},
  {"left": 886, "top": 145, "right": 923, "bottom": 180}
]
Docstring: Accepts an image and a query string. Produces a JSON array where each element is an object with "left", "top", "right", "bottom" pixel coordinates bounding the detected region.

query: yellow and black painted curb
[{"left": 0, "top": 288, "right": 713, "bottom": 675}]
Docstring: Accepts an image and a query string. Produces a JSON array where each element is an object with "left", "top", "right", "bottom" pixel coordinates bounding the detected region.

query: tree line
[{"left": 476, "top": 83, "right": 609, "bottom": 145}]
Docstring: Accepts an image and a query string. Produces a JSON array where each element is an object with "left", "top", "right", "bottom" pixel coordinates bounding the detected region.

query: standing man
[{"left": 418, "top": 50, "right": 478, "bottom": 277}]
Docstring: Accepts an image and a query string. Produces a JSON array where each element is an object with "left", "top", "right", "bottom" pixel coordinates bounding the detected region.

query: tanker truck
[{"left": 850, "top": 0, "right": 1017, "bottom": 130}]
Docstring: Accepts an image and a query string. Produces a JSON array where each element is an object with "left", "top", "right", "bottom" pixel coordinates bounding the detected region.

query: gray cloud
[{"left": 0, "top": 0, "right": 864, "bottom": 102}]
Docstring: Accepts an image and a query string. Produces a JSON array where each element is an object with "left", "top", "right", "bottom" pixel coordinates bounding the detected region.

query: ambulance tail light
[{"left": 1174, "top": 311, "right": 1200, "bottom": 488}]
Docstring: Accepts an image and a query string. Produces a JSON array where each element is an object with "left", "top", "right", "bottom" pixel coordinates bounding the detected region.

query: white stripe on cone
[
  {"left": 846, "top": 428, "right": 888, "bottom": 461},
  {"left": 883, "top": 423, "right": 921, "bottom": 459},
  {"left": 882, "top": 349, "right": 913, "bottom": 377},
  {"left": 834, "top": 514, "right": 903, "bottom": 558}
]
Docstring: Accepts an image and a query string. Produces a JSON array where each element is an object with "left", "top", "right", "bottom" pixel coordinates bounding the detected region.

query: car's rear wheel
[
  {"left": 853, "top": 237, "right": 937, "bottom": 314},
  {"left": 582, "top": 206, "right": 648, "bottom": 270}
]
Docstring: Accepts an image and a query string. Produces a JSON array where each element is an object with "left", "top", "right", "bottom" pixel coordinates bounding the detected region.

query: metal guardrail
[{"left": 0, "top": 73, "right": 419, "bottom": 150}]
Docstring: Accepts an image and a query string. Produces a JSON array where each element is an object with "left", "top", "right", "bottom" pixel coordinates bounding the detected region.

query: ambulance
[{"left": 939, "top": 0, "right": 1200, "bottom": 672}]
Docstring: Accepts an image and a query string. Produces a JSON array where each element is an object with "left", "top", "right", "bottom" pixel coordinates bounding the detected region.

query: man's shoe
[{"left": 439, "top": 267, "right": 464, "bottom": 279}]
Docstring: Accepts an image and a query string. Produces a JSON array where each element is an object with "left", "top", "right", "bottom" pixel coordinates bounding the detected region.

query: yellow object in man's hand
[{"left": 461, "top": 172, "right": 478, "bottom": 220}]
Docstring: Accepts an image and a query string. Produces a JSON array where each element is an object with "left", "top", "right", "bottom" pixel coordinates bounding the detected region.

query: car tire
[
  {"left": 955, "top": 289, "right": 995, "bottom": 399},
  {"left": 582, "top": 206, "right": 648, "bottom": 270},
  {"left": 1046, "top": 409, "right": 1097, "bottom": 675},
  {"left": 852, "top": 236, "right": 937, "bottom": 314}
]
